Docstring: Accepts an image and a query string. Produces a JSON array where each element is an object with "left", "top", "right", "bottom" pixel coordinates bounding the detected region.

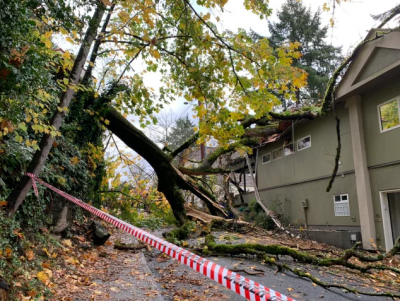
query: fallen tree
[{"left": 201, "top": 234, "right": 400, "bottom": 298}]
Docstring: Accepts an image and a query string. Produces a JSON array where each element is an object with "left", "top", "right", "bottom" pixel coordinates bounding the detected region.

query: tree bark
[
  {"left": 103, "top": 106, "right": 227, "bottom": 224},
  {"left": 6, "top": 3, "right": 106, "bottom": 215}
]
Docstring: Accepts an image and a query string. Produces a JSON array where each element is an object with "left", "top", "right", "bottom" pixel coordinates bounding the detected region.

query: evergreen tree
[
  {"left": 166, "top": 116, "right": 196, "bottom": 150},
  {"left": 266, "top": 0, "right": 342, "bottom": 108}
]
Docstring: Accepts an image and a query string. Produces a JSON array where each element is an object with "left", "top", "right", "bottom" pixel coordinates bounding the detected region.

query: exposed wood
[
  {"left": 185, "top": 206, "right": 225, "bottom": 223},
  {"left": 244, "top": 152, "right": 294, "bottom": 237}
]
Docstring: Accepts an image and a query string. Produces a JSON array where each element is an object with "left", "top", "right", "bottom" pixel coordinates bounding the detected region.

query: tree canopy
[{"left": 265, "top": 0, "right": 342, "bottom": 108}]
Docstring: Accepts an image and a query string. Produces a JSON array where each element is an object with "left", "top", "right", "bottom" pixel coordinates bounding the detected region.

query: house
[{"left": 237, "top": 29, "right": 400, "bottom": 250}]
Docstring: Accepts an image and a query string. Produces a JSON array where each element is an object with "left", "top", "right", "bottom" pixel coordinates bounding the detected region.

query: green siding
[
  {"left": 247, "top": 173, "right": 360, "bottom": 227},
  {"left": 256, "top": 104, "right": 354, "bottom": 190},
  {"left": 369, "top": 164, "right": 400, "bottom": 249},
  {"left": 240, "top": 79, "right": 400, "bottom": 249},
  {"left": 362, "top": 79, "right": 400, "bottom": 166}
]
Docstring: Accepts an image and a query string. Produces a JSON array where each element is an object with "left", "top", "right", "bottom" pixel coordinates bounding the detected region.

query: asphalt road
[{"left": 144, "top": 230, "right": 396, "bottom": 301}]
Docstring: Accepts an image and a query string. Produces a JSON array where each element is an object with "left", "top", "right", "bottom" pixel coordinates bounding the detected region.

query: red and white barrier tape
[{"left": 25, "top": 172, "right": 296, "bottom": 301}]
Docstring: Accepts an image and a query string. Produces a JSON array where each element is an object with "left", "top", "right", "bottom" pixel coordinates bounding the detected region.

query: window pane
[
  {"left": 379, "top": 99, "right": 400, "bottom": 131},
  {"left": 272, "top": 148, "right": 283, "bottom": 160},
  {"left": 262, "top": 153, "right": 271, "bottom": 163},
  {"left": 334, "top": 194, "right": 350, "bottom": 216},
  {"left": 284, "top": 143, "right": 295, "bottom": 156},
  {"left": 298, "top": 136, "right": 311, "bottom": 150}
]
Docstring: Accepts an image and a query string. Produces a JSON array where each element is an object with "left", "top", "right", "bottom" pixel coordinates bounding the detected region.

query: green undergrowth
[
  {"left": 108, "top": 199, "right": 178, "bottom": 230},
  {"left": 242, "top": 197, "right": 290, "bottom": 230},
  {"left": 0, "top": 210, "right": 62, "bottom": 300}
]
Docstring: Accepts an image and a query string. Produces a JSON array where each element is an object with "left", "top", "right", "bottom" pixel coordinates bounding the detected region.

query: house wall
[
  {"left": 362, "top": 79, "right": 400, "bottom": 166},
  {"left": 360, "top": 79, "right": 400, "bottom": 249},
  {"left": 238, "top": 78, "right": 400, "bottom": 249},
  {"left": 256, "top": 104, "right": 354, "bottom": 190},
  {"left": 369, "top": 164, "right": 400, "bottom": 248},
  {"left": 243, "top": 104, "right": 359, "bottom": 229}
]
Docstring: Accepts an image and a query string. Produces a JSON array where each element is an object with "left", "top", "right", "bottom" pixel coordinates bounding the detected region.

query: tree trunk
[
  {"left": 6, "top": 3, "right": 106, "bottom": 215},
  {"left": 50, "top": 197, "right": 75, "bottom": 234},
  {"left": 103, "top": 106, "right": 227, "bottom": 225},
  {"left": 104, "top": 106, "right": 188, "bottom": 224}
]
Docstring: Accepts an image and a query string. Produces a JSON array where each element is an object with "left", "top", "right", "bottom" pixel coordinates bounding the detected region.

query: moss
[
  {"left": 204, "top": 138, "right": 259, "bottom": 167},
  {"left": 170, "top": 132, "right": 200, "bottom": 159},
  {"left": 163, "top": 222, "right": 192, "bottom": 243}
]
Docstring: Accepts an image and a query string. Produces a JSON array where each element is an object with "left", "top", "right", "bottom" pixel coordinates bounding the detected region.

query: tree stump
[{"left": 91, "top": 221, "right": 110, "bottom": 245}]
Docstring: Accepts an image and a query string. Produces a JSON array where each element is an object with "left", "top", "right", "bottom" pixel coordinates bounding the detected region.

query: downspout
[{"left": 254, "top": 148, "right": 258, "bottom": 189}]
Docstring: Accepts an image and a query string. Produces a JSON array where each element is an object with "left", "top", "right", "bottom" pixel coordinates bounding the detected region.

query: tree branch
[{"left": 170, "top": 132, "right": 199, "bottom": 158}]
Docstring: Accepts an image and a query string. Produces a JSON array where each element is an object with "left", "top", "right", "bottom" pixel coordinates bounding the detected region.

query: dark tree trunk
[
  {"left": 6, "top": 3, "right": 106, "bottom": 215},
  {"left": 103, "top": 106, "right": 227, "bottom": 225}
]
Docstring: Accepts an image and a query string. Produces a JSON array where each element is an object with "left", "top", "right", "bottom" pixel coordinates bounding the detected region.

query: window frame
[
  {"left": 272, "top": 147, "right": 283, "bottom": 161},
  {"left": 262, "top": 153, "right": 271, "bottom": 164},
  {"left": 283, "top": 142, "right": 295, "bottom": 156},
  {"left": 377, "top": 97, "right": 400, "bottom": 133},
  {"left": 297, "top": 135, "right": 311, "bottom": 152},
  {"left": 333, "top": 193, "right": 350, "bottom": 217}
]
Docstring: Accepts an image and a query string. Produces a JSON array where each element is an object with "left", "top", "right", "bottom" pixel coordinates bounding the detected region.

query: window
[
  {"left": 272, "top": 148, "right": 283, "bottom": 160},
  {"left": 378, "top": 98, "right": 400, "bottom": 132},
  {"left": 333, "top": 194, "right": 350, "bottom": 216},
  {"left": 262, "top": 153, "right": 271, "bottom": 164},
  {"left": 284, "top": 143, "right": 295, "bottom": 156},
  {"left": 297, "top": 136, "right": 311, "bottom": 151}
]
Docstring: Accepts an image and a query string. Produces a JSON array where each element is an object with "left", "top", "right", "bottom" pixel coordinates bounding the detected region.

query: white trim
[
  {"left": 333, "top": 194, "right": 350, "bottom": 216},
  {"left": 297, "top": 135, "right": 311, "bottom": 151},
  {"left": 377, "top": 96, "right": 400, "bottom": 133},
  {"left": 283, "top": 142, "right": 295, "bottom": 156},
  {"left": 380, "top": 189, "right": 400, "bottom": 251},
  {"left": 272, "top": 147, "right": 283, "bottom": 161},
  {"left": 262, "top": 153, "right": 271, "bottom": 164}
]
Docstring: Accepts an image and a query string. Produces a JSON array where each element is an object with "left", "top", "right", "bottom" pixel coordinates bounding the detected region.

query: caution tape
[{"left": 25, "top": 172, "right": 296, "bottom": 301}]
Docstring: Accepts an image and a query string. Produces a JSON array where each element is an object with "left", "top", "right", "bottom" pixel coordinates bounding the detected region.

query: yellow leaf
[
  {"left": 70, "top": 156, "right": 80, "bottom": 165},
  {"left": 37, "top": 271, "right": 50, "bottom": 285},
  {"left": 63, "top": 51, "right": 71, "bottom": 60},
  {"left": 42, "top": 248, "right": 51, "bottom": 257},
  {"left": 62, "top": 239, "right": 72, "bottom": 247},
  {"left": 5, "top": 247, "right": 12, "bottom": 257},
  {"left": 44, "top": 31, "right": 53, "bottom": 38},
  {"left": 118, "top": 11, "right": 130, "bottom": 23},
  {"left": 104, "top": 119, "right": 110, "bottom": 125},
  {"left": 26, "top": 250, "right": 35, "bottom": 261},
  {"left": 0, "top": 201, "right": 7, "bottom": 207},
  {"left": 45, "top": 39, "right": 52, "bottom": 49}
]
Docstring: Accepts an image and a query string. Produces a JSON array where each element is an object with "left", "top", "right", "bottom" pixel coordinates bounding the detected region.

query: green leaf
[
  {"left": 18, "top": 123, "right": 27, "bottom": 132},
  {"left": 15, "top": 134, "right": 23, "bottom": 143}
]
